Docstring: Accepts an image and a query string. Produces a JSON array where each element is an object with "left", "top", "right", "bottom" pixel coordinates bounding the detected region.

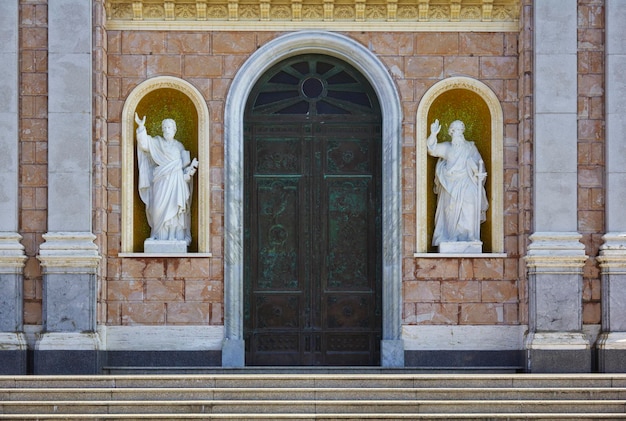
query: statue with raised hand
[
  {"left": 427, "top": 119, "right": 488, "bottom": 248},
  {"left": 135, "top": 112, "right": 198, "bottom": 246}
]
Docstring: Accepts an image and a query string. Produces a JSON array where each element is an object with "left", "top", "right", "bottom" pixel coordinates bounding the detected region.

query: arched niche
[
  {"left": 416, "top": 77, "right": 504, "bottom": 254},
  {"left": 121, "top": 76, "right": 210, "bottom": 254}
]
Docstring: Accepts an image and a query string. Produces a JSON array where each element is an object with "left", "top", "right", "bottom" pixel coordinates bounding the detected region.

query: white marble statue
[
  {"left": 427, "top": 119, "right": 488, "bottom": 248},
  {"left": 135, "top": 113, "right": 198, "bottom": 246}
]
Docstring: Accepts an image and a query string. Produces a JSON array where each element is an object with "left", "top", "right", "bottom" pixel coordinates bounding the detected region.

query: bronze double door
[{"left": 244, "top": 55, "right": 382, "bottom": 366}]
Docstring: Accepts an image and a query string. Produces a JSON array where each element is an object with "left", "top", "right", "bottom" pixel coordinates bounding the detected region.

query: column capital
[
  {"left": 0, "top": 232, "right": 26, "bottom": 273},
  {"left": 525, "top": 232, "right": 587, "bottom": 271},
  {"left": 598, "top": 232, "right": 626, "bottom": 272},
  {"left": 37, "top": 232, "right": 100, "bottom": 273}
]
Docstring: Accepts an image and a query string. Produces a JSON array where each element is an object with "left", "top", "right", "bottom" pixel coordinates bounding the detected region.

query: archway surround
[{"left": 223, "top": 30, "right": 404, "bottom": 367}]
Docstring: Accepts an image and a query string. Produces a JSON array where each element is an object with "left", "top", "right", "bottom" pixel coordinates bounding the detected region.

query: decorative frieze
[{"left": 104, "top": 0, "right": 519, "bottom": 30}]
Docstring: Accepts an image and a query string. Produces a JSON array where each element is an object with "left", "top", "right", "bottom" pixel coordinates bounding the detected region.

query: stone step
[
  {"left": 2, "top": 374, "right": 625, "bottom": 420},
  {"left": 3, "top": 374, "right": 626, "bottom": 389},
  {"left": 1, "top": 411, "right": 625, "bottom": 421},
  {"left": 2, "top": 387, "right": 626, "bottom": 401},
  {"left": 1, "top": 399, "right": 625, "bottom": 415}
]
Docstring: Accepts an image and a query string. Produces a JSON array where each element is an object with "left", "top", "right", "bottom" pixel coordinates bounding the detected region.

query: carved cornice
[{"left": 104, "top": 0, "right": 519, "bottom": 31}]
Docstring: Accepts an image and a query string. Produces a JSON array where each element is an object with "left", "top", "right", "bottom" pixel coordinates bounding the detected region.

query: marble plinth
[
  {"left": 439, "top": 241, "right": 482, "bottom": 254},
  {"left": 0, "top": 333, "right": 26, "bottom": 374},
  {"left": 144, "top": 239, "right": 187, "bottom": 253},
  {"left": 598, "top": 332, "right": 626, "bottom": 373},
  {"left": 34, "top": 332, "right": 100, "bottom": 374}
]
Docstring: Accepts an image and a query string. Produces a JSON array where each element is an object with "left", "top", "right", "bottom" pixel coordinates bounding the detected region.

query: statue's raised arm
[
  {"left": 135, "top": 113, "right": 149, "bottom": 151},
  {"left": 427, "top": 119, "right": 443, "bottom": 154},
  {"left": 430, "top": 119, "right": 441, "bottom": 137},
  {"left": 134, "top": 112, "right": 146, "bottom": 127}
]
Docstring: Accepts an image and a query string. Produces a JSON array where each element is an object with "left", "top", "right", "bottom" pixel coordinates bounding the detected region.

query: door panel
[
  {"left": 246, "top": 124, "right": 309, "bottom": 366},
  {"left": 318, "top": 123, "right": 381, "bottom": 366},
  {"left": 244, "top": 55, "right": 381, "bottom": 366}
]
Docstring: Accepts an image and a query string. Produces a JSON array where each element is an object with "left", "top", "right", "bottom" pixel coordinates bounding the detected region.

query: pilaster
[
  {"left": 597, "top": 234, "right": 626, "bottom": 372},
  {"left": 533, "top": 0, "right": 578, "bottom": 231},
  {"left": 36, "top": 0, "right": 100, "bottom": 374},
  {"left": 0, "top": 2, "right": 26, "bottom": 375},
  {"left": 0, "top": 233, "right": 27, "bottom": 374},
  {"left": 526, "top": 0, "right": 589, "bottom": 372},
  {"left": 47, "top": 0, "right": 93, "bottom": 232},
  {"left": 525, "top": 233, "right": 590, "bottom": 372},
  {"left": 36, "top": 232, "right": 101, "bottom": 374},
  {"left": 599, "top": 0, "right": 626, "bottom": 373}
]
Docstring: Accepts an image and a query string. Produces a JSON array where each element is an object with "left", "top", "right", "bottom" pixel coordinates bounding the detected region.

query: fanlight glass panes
[{"left": 250, "top": 55, "right": 379, "bottom": 116}]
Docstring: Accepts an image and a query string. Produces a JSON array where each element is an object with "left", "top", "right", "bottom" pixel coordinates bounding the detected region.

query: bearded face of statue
[
  {"left": 448, "top": 120, "right": 466, "bottom": 144},
  {"left": 162, "top": 119, "right": 177, "bottom": 141}
]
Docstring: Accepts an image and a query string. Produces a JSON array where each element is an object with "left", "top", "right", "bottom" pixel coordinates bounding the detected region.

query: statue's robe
[
  {"left": 137, "top": 130, "right": 192, "bottom": 244},
  {"left": 428, "top": 139, "right": 488, "bottom": 246}
]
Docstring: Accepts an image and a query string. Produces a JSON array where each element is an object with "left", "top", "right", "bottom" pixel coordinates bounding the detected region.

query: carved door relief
[{"left": 244, "top": 55, "right": 382, "bottom": 365}]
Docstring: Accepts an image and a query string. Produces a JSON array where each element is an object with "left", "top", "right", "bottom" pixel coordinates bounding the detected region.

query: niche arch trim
[
  {"left": 121, "top": 76, "right": 210, "bottom": 254},
  {"left": 415, "top": 76, "right": 504, "bottom": 254}
]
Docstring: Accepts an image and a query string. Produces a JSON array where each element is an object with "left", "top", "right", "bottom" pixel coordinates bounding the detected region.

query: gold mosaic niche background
[
  {"left": 134, "top": 88, "right": 199, "bottom": 252},
  {"left": 426, "top": 89, "right": 492, "bottom": 252}
]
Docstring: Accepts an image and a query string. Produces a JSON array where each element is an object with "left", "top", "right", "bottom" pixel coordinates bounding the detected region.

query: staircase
[{"left": 1, "top": 372, "right": 626, "bottom": 420}]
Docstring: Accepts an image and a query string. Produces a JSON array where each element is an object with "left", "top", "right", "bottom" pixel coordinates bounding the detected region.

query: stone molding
[
  {"left": 525, "top": 232, "right": 587, "bottom": 272},
  {"left": 0, "top": 333, "right": 26, "bottom": 351},
  {"left": 98, "top": 325, "right": 223, "bottom": 350},
  {"left": 524, "top": 332, "right": 590, "bottom": 351},
  {"left": 37, "top": 232, "right": 101, "bottom": 273},
  {"left": 597, "top": 332, "right": 626, "bottom": 351},
  {"left": 598, "top": 232, "right": 626, "bottom": 273},
  {"left": 36, "top": 332, "right": 100, "bottom": 351},
  {"left": 415, "top": 76, "right": 504, "bottom": 254},
  {"left": 0, "top": 232, "right": 26, "bottom": 272},
  {"left": 403, "top": 325, "right": 526, "bottom": 351},
  {"left": 104, "top": 0, "right": 519, "bottom": 31}
]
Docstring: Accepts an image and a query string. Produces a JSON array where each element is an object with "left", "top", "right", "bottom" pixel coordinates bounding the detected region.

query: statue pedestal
[
  {"left": 144, "top": 239, "right": 187, "bottom": 254},
  {"left": 439, "top": 241, "right": 482, "bottom": 254}
]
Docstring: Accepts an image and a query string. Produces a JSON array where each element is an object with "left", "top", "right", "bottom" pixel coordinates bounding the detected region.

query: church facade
[{"left": 1, "top": 0, "right": 625, "bottom": 374}]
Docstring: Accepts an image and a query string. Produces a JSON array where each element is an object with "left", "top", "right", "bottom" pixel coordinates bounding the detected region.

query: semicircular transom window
[{"left": 249, "top": 54, "right": 380, "bottom": 117}]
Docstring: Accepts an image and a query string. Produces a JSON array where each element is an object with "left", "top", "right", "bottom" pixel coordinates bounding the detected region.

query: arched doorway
[
  {"left": 223, "top": 31, "right": 403, "bottom": 368},
  {"left": 244, "top": 55, "right": 382, "bottom": 365}
]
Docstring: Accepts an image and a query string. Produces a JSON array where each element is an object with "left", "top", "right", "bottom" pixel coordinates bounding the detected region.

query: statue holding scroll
[
  {"left": 135, "top": 113, "right": 198, "bottom": 248},
  {"left": 427, "top": 119, "right": 488, "bottom": 250}
]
